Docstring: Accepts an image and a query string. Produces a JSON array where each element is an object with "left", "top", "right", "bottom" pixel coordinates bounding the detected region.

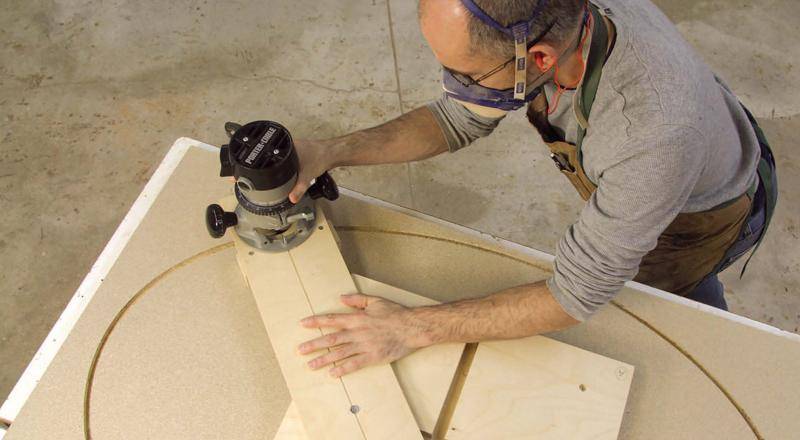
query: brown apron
[{"left": 527, "top": 93, "right": 751, "bottom": 296}]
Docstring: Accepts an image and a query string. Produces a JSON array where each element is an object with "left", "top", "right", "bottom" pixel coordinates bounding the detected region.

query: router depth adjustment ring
[{"left": 234, "top": 184, "right": 295, "bottom": 216}]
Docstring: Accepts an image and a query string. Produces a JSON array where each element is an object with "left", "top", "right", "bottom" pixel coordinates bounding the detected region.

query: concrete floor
[{"left": 1, "top": 0, "right": 798, "bottom": 401}]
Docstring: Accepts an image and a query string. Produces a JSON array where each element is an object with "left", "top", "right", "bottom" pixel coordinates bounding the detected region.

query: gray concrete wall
[{"left": 1, "top": 0, "right": 798, "bottom": 400}]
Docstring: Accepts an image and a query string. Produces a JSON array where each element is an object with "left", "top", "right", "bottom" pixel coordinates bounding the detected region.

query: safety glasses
[{"left": 444, "top": 19, "right": 557, "bottom": 89}]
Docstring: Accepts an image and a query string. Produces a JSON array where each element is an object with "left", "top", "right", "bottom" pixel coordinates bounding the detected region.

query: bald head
[
  {"left": 419, "top": 0, "right": 478, "bottom": 74},
  {"left": 466, "top": 0, "right": 586, "bottom": 57}
]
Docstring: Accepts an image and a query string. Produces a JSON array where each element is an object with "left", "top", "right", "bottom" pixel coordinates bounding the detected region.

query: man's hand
[
  {"left": 296, "top": 283, "right": 579, "bottom": 378},
  {"left": 297, "top": 294, "right": 428, "bottom": 378},
  {"left": 288, "top": 107, "right": 449, "bottom": 204},
  {"left": 288, "top": 139, "right": 336, "bottom": 204}
]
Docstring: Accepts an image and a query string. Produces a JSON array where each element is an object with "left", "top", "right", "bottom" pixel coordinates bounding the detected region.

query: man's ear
[{"left": 529, "top": 44, "right": 557, "bottom": 73}]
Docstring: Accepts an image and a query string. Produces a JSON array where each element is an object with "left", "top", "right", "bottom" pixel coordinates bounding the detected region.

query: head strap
[
  {"left": 459, "top": 0, "right": 550, "bottom": 38},
  {"left": 460, "top": 0, "right": 551, "bottom": 99}
]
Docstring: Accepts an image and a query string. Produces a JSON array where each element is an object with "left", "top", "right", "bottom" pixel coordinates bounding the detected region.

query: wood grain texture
[
  {"left": 229, "top": 197, "right": 422, "bottom": 440},
  {"left": 273, "top": 402, "right": 308, "bottom": 440},
  {"left": 431, "top": 342, "right": 478, "bottom": 440},
  {"left": 274, "top": 275, "right": 634, "bottom": 439},
  {"left": 352, "top": 275, "right": 634, "bottom": 440}
]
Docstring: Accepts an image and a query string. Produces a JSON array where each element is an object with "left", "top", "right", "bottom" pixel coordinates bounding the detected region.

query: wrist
[
  {"left": 325, "top": 135, "right": 356, "bottom": 169},
  {"left": 308, "top": 138, "right": 336, "bottom": 171},
  {"left": 403, "top": 306, "right": 439, "bottom": 349}
]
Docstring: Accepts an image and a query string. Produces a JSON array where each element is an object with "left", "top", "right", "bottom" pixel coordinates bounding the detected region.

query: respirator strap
[
  {"left": 460, "top": 0, "right": 550, "bottom": 100},
  {"left": 512, "top": 23, "right": 530, "bottom": 100}
]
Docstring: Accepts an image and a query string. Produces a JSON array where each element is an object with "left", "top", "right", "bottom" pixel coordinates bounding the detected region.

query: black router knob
[
  {"left": 206, "top": 204, "right": 238, "bottom": 238},
  {"left": 224, "top": 122, "right": 242, "bottom": 137},
  {"left": 219, "top": 145, "right": 234, "bottom": 177},
  {"left": 307, "top": 172, "right": 339, "bottom": 201}
]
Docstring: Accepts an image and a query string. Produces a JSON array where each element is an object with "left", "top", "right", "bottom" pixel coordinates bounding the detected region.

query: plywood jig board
[{"left": 356, "top": 275, "right": 633, "bottom": 440}]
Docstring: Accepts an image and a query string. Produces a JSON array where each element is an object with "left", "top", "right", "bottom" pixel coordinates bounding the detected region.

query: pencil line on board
[{"left": 287, "top": 249, "right": 368, "bottom": 440}]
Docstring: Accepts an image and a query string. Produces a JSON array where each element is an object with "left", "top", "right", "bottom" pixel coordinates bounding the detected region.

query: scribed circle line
[{"left": 83, "top": 241, "right": 235, "bottom": 440}]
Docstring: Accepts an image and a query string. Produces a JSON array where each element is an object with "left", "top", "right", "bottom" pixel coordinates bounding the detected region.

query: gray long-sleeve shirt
[{"left": 427, "top": 0, "right": 759, "bottom": 321}]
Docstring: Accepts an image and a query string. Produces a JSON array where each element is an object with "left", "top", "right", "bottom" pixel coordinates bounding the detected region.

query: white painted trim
[
  {"left": 624, "top": 279, "right": 800, "bottom": 341},
  {"left": 0, "top": 138, "right": 218, "bottom": 425},
  {"left": 338, "top": 188, "right": 800, "bottom": 342}
]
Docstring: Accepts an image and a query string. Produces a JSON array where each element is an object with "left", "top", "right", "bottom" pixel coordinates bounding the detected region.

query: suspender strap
[
  {"left": 744, "top": 108, "right": 778, "bottom": 230},
  {"left": 574, "top": 5, "right": 609, "bottom": 161},
  {"left": 739, "top": 104, "right": 779, "bottom": 276}
]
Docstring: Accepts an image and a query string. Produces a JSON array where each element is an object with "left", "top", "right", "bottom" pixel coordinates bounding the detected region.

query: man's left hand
[{"left": 298, "top": 294, "right": 427, "bottom": 378}]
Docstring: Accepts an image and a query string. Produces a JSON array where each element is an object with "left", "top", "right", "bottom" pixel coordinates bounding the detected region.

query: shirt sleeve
[
  {"left": 426, "top": 93, "right": 506, "bottom": 152},
  {"left": 548, "top": 125, "right": 708, "bottom": 321}
]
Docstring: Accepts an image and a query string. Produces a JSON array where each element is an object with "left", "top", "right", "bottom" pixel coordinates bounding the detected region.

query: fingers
[
  {"left": 339, "top": 293, "right": 376, "bottom": 309},
  {"left": 289, "top": 169, "right": 321, "bottom": 204},
  {"left": 288, "top": 179, "right": 310, "bottom": 204},
  {"left": 298, "top": 330, "right": 353, "bottom": 355},
  {"left": 306, "top": 343, "right": 359, "bottom": 370},
  {"left": 300, "top": 312, "right": 362, "bottom": 329},
  {"left": 329, "top": 354, "right": 372, "bottom": 378}
]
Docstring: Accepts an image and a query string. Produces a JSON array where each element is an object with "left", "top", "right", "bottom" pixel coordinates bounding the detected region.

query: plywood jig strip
[{"left": 231, "top": 200, "right": 422, "bottom": 440}]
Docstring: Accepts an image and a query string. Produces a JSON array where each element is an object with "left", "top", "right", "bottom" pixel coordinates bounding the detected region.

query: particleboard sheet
[
  {"left": 609, "top": 292, "right": 800, "bottom": 440},
  {"left": 228, "top": 198, "right": 422, "bottom": 440},
  {"left": 5, "top": 147, "right": 292, "bottom": 440},
  {"left": 6, "top": 145, "right": 800, "bottom": 440}
]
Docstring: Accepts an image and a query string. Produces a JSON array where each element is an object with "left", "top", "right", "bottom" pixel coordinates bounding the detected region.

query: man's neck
[
  {"left": 554, "top": 51, "right": 586, "bottom": 89},
  {"left": 554, "top": 13, "right": 616, "bottom": 90}
]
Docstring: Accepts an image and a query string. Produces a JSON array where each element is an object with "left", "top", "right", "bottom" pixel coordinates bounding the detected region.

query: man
[{"left": 291, "top": 0, "right": 777, "bottom": 378}]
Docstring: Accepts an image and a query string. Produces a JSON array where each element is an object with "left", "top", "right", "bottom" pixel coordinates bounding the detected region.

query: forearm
[
  {"left": 328, "top": 106, "right": 449, "bottom": 167},
  {"left": 298, "top": 281, "right": 579, "bottom": 377},
  {"left": 408, "top": 281, "right": 579, "bottom": 347}
]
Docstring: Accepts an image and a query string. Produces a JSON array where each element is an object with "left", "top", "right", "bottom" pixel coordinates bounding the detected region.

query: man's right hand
[
  {"left": 289, "top": 139, "right": 336, "bottom": 204},
  {"left": 288, "top": 107, "right": 449, "bottom": 204}
]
